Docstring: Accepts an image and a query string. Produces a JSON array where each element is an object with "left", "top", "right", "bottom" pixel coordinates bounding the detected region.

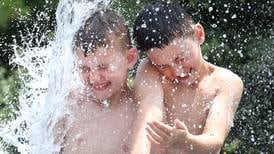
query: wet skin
[
  {"left": 56, "top": 38, "right": 139, "bottom": 153},
  {"left": 132, "top": 24, "right": 243, "bottom": 154},
  {"left": 61, "top": 91, "right": 137, "bottom": 154}
]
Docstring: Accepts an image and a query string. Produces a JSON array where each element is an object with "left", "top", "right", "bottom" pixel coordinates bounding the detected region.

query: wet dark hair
[
  {"left": 133, "top": 1, "right": 194, "bottom": 52},
  {"left": 74, "top": 9, "right": 131, "bottom": 56}
]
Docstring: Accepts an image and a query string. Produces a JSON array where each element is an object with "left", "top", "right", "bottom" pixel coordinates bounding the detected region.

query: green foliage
[
  {"left": 0, "top": 66, "right": 20, "bottom": 124},
  {"left": 0, "top": 0, "right": 58, "bottom": 68},
  {"left": 222, "top": 137, "right": 241, "bottom": 153},
  {"left": 178, "top": 0, "right": 273, "bottom": 152},
  {"left": 230, "top": 38, "right": 274, "bottom": 153},
  {"left": 0, "top": 137, "right": 19, "bottom": 154},
  {"left": 0, "top": 66, "right": 20, "bottom": 153},
  {"left": 111, "top": 0, "right": 152, "bottom": 27},
  {"left": 0, "top": 0, "right": 30, "bottom": 28}
]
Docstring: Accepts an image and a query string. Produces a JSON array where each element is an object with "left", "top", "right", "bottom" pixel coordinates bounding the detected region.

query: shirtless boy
[
  {"left": 57, "top": 9, "right": 138, "bottom": 153},
  {"left": 131, "top": 2, "right": 243, "bottom": 154}
]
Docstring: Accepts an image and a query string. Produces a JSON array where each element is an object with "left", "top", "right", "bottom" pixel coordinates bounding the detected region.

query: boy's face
[
  {"left": 147, "top": 37, "right": 202, "bottom": 86},
  {"left": 76, "top": 40, "right": 137, "bottom": 100}
]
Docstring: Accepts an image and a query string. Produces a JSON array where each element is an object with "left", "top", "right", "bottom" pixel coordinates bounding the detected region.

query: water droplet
[
  {"left": 211, "top": 24, "right": 217, "bottom": 28},
  {"left": 190, "top": 144, "right": 193, "bottom": 150},
  {"left": 141, "top": 23, "right": 147, "bottom": 28},
  {"left": 231, "top": 14, "right": 237, "bottom": 19},
  {"left": 208, "top": 7, "right": 213, "bottom": 12}
]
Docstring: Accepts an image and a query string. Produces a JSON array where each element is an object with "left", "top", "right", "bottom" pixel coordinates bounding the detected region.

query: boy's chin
[
  {"left": 92, "top": 93, "right": 112, "bottom": 101},
  {"left": 180, "top": 77, "right": 197, "bottom": 86},
  {"left": 172, "top": 76, "right": 196, "bottom": 86}
]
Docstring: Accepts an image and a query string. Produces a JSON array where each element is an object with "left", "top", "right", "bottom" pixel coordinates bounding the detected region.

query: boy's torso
[
  {"left": 162, "top": 70, "right": 219, "bottom": 134},
  {"left": 153, "top": 64, "right": 225, "bottom": 154},
  {"left": 61, "top": 93, "right": 137, "bottom": 154}
]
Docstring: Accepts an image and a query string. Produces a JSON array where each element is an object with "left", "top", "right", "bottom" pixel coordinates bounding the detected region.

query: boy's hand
[{"left": 145, "top": 119, "right": 189, "bottom": 149}]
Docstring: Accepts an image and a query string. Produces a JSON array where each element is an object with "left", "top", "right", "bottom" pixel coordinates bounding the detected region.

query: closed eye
[
  {"left": 156, "top": 64, "right": 168, "bottom": 70},
  {"left": 98, "top": 64, "right": 109, "bottom": 70},
  {"left": 80, "top": 66, "right": 91, "bottom": 73}
]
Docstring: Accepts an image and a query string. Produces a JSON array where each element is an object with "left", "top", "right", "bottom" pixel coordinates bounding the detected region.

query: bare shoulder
[
  {"left": 135, "top": 58, "right": 161, "bottom": 80},
  {"left": 211, "top": 67, "right": 244, "bottom": 100},
  {"left": 213, "top": 67, "right": 243, "bottom": 89},
  {"left": 66, "top": 88, "right": 89, "bottom": 104},
  {"left": 66, "top": 88, "right": 80, "bottom": 101},
  {"left": 134, "top": 58, "right": 163, "bottom": 93},
  {"left": 133, "top": 59, "right": 164, "bottom": 107},
  {"left": 53, "top": 114, "right": 70, "bottom": 145}
]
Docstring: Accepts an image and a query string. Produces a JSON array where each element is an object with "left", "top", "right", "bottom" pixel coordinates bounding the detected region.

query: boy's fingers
[
  {"left": 147, "top": 122, "right": 170, "bottom": 139},
  {"left": 146, "top": 133, "right": 161, "bottom": 146},
  {"left": 152, "top": 120, "right": 173, "bottom": 134},
  {"left": 174, "top": 119, "right": 187, "bottom": 130},
  {"left": 145, "top": 125, "right": 165, "bottom": 143}
]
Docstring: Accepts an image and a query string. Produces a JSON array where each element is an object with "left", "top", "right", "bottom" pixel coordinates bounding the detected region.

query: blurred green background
[{"left": 0, "top": 0, "right": 273, "bottom": 153}]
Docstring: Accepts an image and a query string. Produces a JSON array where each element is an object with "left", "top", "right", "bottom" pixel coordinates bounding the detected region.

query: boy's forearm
[
  {"left": 130, "top": 103, "right": 163, "bottom": 154},
  {"left": 130, "top": 123, "right": 150, "bottom": 154},
  {"left": 179, "top": 133, "right": 224, "bottom": 154}
]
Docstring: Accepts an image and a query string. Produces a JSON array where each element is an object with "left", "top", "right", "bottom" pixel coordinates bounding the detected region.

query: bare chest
[
  {"left": 62, "top": 103, "right": 136, "bottom": 154},
  {"left": 163, "top": 82, "right": 218, "bottom": 135}
]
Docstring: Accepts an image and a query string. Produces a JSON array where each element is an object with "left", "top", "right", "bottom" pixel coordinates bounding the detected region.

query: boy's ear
[
  {"left": 126, "top": 48, "right": 138, "bottom": 69},
  {"left": 193, "top": 23, "right": 205, "bottom": 44}
]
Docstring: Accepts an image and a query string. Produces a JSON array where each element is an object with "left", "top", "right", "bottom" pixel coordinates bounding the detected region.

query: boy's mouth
[
  {"left": 92, "top": 82, "right": 111, "bottom": 90},
  {"left": 178, "top": 72, "right": 190, "bottom": 80},
  {"left": 178, "top": 74, "right": 190, "bottom": 80},
  {"left": 175, "top": 75, "right": 190, "bottom": 83},
  {"left": 175, "top": 69, "right": 194, "bottom": 82}
]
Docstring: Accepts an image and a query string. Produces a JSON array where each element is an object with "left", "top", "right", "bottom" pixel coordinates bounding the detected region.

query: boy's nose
[
  {"left": 175, "top": 56, "right": 185, "bottom": 65},
  {"left": 88, "top": 71, "right": 105, "bottom": 83},
  {"left": 174, "top": 67, "right": 184, "bottom": 77}
]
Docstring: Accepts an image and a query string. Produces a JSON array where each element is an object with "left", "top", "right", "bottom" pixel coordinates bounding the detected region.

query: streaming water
[
  {"left": 0, "top": 0, "right": 111, "bottom": 153},
  {"left": 0, "top": 0, "right": 273, "bottom": 153}
]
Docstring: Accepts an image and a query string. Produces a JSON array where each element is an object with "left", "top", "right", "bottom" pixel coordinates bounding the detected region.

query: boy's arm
[
  {"left": 52, "top": 91, "right": 76, "bottom": 149},
  {"left": 130, "top": 59, "right": 164, "bottom": 154},
  {"left": 52, "top": 117, "right": 67, "bottom": 145},
  {"left": 183, "top": 75, "right": 243, "bottom": 153},
  {"left": 146, "top": 73, "right": 243, "bottom": 153}
]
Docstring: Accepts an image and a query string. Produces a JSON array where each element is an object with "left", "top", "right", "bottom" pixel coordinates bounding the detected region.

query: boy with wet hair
[
  {"left": 56, "top": 9, "right": 138, "bottom": 153},
  {"left": 131, "top": 1, "right": 243, "bottom": 154}
]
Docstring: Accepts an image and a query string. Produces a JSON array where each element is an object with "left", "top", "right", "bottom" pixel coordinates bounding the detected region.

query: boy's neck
[
  {"left": 192, "top": 59, "right": 213, "bottom": 87},
  {"left": 173, "top": 59, "right": 212, "bottom": 89}
]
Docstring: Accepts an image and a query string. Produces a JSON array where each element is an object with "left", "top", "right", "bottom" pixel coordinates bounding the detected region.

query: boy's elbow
[
  {"left": 192, "top": 133, "right": 224, "bottom": 153},
  {"left": 194, "top": 141, "right": 223, "bottom": 154},
  {"left": 208, "top": 137, "right": 225, "bottom": 153},
  {"left": 199, "top": 133, "right": 224, "bottom": 153},
  {"left": 215, "top": 139, "right": 224, "bottom": 151}
]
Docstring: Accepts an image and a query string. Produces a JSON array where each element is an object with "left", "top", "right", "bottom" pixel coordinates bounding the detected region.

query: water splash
[{"left": 0, "top": 0, "right": 111, "bottom": 153}]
